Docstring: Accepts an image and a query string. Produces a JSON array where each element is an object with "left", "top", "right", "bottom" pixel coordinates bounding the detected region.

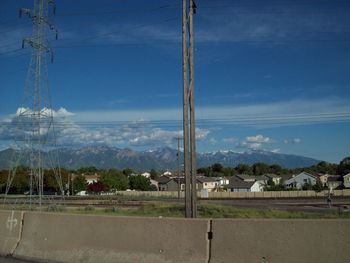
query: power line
[
  {"left": 56, "top": 17, "right": 178, "bottom": 45},
  {"left": 56, "top": 3, "right": 180, "bottom": 17}
]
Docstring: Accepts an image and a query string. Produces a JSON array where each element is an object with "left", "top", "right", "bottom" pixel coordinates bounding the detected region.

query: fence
[{"left": 115, "top": 189, "right": 350, "bottom": 199}]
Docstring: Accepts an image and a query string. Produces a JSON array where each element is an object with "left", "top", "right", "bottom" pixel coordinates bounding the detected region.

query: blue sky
[{"left": 0, "top": 0, "right": 350, "bottom": 163}]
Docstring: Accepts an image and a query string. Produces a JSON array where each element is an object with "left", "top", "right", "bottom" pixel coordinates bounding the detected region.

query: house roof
[
  {"left": 227, "top": 177, "right": 255, "bottom": 189},
  {"left": 84, "top": 174, "right": 100, "bottom": 180},
  {"left": 327, "top": 175, "right": 343, "bottom": 182},
  {"left": 236, "top": 174, "right": 268, "bottom": 182},
  {"left": 197, "top": 177, "right": 219, "bottom": 183},
  {"left": 284, "top": 172, "right": 318, "bottom": 185},
  {"left": 298, "top": 171, "right": 318, "bottom": 179},
  {"left": 157, "top": 175, "right": 172, "bottom": 184}
]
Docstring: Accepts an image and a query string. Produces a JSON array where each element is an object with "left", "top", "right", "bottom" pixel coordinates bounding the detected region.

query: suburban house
[
  {"left": 343, "top": 173, "right": 350, "bottom": 188},
  {"left": 157, "top": 176, "right": 175, "bottom": 191},
  {"left": 212, "top": 177, "right": 230, "bottom": 188},
  {"left": 284, "top": 172, "right": 318, "bottom": 189},
  {"left": 227, "top": 176, "right": 262, "bottom": 192},
  {"left": 326, "top": 175, "right": 343, "bottom": 190},
  {"left": 236, "top": 174, "right": 268, "bottom": 184},
  {"left": 157, "top": 176, "right": 200, "bottom": 192},
  {"left": 264, "top": 174, "right": 282, "bottom": 185},
  {"left": 197, "top": 177, "right": 220, "bottom": 192},
  {"left": 235, "top": 174, "right": 267, "bottom": 191}
]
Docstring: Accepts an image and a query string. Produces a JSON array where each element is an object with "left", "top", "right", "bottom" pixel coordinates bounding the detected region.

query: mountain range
[{"left": 0, "top": 146, "right": 320, "bottom": 171}]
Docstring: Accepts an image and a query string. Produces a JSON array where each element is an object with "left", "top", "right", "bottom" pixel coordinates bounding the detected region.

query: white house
[
  {"left": 343, "top": 173, "right": 350, "bottom": 188},
  {"left": 227, "top": 177, "right": 262, "bottom": 192},
  {"left": 197, "top": 177, "right": 220, "bottom": 192},
  {"left": 284, "top": 172, "right": 317, "bottom": 189}
]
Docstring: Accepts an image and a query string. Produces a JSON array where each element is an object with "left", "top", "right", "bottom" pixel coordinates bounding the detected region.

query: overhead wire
[{"left": 2, "top": 112, "right": 350, "bottom": 128}]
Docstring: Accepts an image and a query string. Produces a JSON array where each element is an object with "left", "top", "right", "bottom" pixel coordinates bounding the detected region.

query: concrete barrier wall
[
  {"left": 1, "top": 211, "right": 349, "bottom": 263},
  {"left": 14, "top": 212, "right": 210, "bottom": 263},
  {"left": 0, "top": 210, "right": 23, "bottom": 256},
  {"left": 210, "top": 219, "right": 350, "bottom": 263}
]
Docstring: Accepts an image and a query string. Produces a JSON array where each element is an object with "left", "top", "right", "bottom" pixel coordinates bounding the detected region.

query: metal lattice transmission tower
[
  {"left": 5, "top": 0, "right": 64, "bottom": 207},
  {"left": 182, "top": 0, "right": 197, "bottom": 218}
]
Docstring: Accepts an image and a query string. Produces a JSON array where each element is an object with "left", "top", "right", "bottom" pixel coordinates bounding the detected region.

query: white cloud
[
  {"left": 0, "top": 108, "right": 210, "bottom": 148},
  {"left": 237, "top": 134, "right": 274, "bottom": 151},
  {"left": 292, "top": 138, "right": 301, "bottom": 144},
  {"left": 246, "top": 134, "right": 272, "bottom": 143}
]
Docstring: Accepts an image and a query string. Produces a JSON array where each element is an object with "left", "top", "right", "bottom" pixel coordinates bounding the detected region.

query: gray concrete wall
[
  {"left": 210, "top": 219, "right": 350, "bottom": 263},
  {"left": 1, "top": 211, "right": 349, "bottom": 263},
  {"left": 14, "top": 212, "right": 210, "bottom": 263},
  {"left": 0, "top": 211, "right": 23, "bottom": 256}
]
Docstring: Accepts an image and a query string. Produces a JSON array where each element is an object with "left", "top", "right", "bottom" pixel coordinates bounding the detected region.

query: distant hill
[{"left": 0, "top": 146, "right": 320, "bottom": 171}]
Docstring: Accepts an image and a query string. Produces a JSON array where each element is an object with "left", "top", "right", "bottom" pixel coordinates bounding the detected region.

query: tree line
[
  {"left": 0, "top": 167, "right": 159, "bottom": 195},
  {"left": 197, "top": 157, "right": 350, "bottom": 178},
  {"left": 1, "top": 157, "right": 349, "bottom": 194}
]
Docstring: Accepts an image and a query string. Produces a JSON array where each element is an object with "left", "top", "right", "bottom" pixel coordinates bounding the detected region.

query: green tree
[
  {"left": 302, "top": 182, "right": 313, "bottom": 190},
  {"left": 212, "top": 163, "right": 223, "bottom": 173},
  {"left": 197, "top": 167, "right": 212, "bottom": 177},
  {"left": 150, "top": 169, "right": 159, "bottom": 180},
  {"left": 222, "top": 167, "right": 237, "bottom": 176},
  {"left": 100, "top": 170, "right": 128, "bottom": 191},
  {"left": 129, "top": 175, "right": 151, "bottom": 191},
  {"left": 252, "top": 163, "right": 270, "bottom": 175},
  {"left": 122, "top": 168, "right": 133, "bottom": 177},
  {"left": 269, "top": 164, "right": 283, "bottom": 175},
  {"left": 72, "top": 174, "right": 88, "bottom": 194},
  {"left": 77, "top": 166, "right": 98, "bottom": 174},
  {"left": 312, "top": 179, "right": 325, "bottom": 192},
  {"left": 235, "top": 164, "right": 252, "bottom": 174},
  {"left": 337, "top": 157, "right": 350, "bottom": 175}
]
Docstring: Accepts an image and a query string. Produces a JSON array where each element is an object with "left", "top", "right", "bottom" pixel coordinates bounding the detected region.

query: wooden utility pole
[{"left": 182, "top": 0, "right": 197, "bottom": 218}]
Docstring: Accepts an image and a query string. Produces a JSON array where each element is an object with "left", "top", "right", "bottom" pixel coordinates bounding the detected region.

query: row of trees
[
  {"left": 72, "top": 169, "right": 157, "bottom": 194},
  {"left": 197, "top": 157, "right": 350, "bottom": 177},
  {"left": 0, "top": 167, "right": 70, "bottom": 194},
  {"left": 1, "top": 157, "right": 349, "bottom": 194},
  {"left": 0, "top": 167, "right": 158, "bottom": 195}
]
